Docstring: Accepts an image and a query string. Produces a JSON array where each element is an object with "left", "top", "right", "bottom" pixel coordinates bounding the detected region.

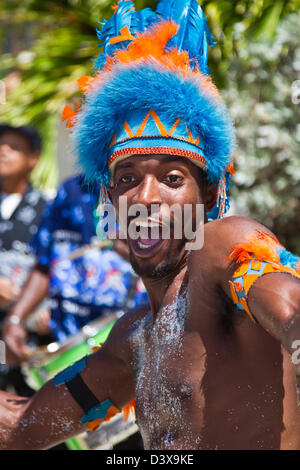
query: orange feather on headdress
[{"left": 94, "top": 21, "right": 221, "bottom": 102}]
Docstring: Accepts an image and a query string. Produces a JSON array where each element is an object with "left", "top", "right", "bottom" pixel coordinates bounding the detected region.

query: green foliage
[{"left": 223, "top": 13, "right": 300, "bottom": 253}]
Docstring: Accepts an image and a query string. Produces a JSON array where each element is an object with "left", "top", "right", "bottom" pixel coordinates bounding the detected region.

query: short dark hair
[{"left": 0, "top": 124, "right": 42, "bottom": 153}]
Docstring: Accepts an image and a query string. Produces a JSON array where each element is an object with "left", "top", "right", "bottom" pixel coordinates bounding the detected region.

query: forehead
[
  {"left": 0, "top": 131, "right": 32, "bottom": 152},
  {"left": 114, "top": 154, "right": 196, "bottom": 173}
]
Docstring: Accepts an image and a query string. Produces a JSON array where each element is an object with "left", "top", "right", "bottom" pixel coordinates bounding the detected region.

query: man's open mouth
[{"left": 129, "top": 219, "right": 166, "bottom": 257}]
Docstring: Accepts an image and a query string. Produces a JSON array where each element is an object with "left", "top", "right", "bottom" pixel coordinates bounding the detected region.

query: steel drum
[{"left": 22, "top": 312, "right": 138, "bottom": 450}]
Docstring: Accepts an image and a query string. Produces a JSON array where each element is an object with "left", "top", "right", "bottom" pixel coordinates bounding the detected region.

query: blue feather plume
[
  {"left": 94, "top": 0, "right": 215, "bottom": 75},
  {"left": 94, "top": 2, "right": 157, "bottom": 72},
  {"left": 96, "top": 1, "right": 135, "bottom": 46},
  {"left": 131, "top": 8, "right": 158, "bottom": 34},
  {"left": 156, "top": 0, "right": 216, "bottom": 74},
  {"left": 74, "top": 63, "right": 235, "bottom": 189},
  {"left": 95, "top": 1, "right": 136, "bottom": 69}
]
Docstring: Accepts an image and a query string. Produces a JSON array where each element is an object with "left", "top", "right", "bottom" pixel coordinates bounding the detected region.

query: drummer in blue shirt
[{"left": 3, "top": 174, "right": 148, "bottom": 356}]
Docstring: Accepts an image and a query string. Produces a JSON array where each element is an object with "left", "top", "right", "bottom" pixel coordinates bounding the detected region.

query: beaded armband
[
  {"left": 228, "top": 231, "right": 300, "bottom": 323},
  {"left": 54, "top": 356, "right": 135, "bottom": 432}
]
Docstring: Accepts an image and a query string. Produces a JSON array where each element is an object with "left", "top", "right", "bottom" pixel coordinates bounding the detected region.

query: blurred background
[{"left": 0, "top": 0, "right": 300, "bottom": 252}]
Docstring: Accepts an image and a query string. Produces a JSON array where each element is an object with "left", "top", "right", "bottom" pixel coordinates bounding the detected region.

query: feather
[
  {"left": 77, "top": 75, "right": 94, "bottom": 92},
  {"left": 228, "top": 232, "right": 300, "bottom": 283},
  {"left": 94, "top": 2, "right": 157, "bottom": 72},
  {"left": 95, "top": 0, "right": 136, "bottom": 67},
  {"left": 228, "top": 231, "right": 281, "bottom": 265},
  {"left": 97, "top": 0, "right": 135, "bottom": 44},
  {"left": 61, "top": 105, "right": 77, "bottom": 129},
  {"left": 131, "top": 8, "right": 158, "bottom": 35},
  {"left": 122, "top": 400, "right": 136, "bottom": 422},
  {"left": 73, "top": 62, "right": 234, "bottom": 187},
  {"left": 103, "top": 22, "right": 179, "bottom": 70},
  {"left": 156, "top": 0, "right": 216, "bottom": 73},
  {"left": 277, "top": 247, "right": 300, "bottom": 270}
]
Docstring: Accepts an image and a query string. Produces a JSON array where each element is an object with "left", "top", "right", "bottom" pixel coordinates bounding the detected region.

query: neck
[
  {"left": 0, "top": 176, "right": 29, "bottom": 195},
  {"left": 141, "top": 255, "right": 188, "bottom": 316}
]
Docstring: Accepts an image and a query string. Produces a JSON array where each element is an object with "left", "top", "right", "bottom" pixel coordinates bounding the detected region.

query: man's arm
[
  {"left": 4, "top": 186, "right": 58, "bottom": 360},
  {"left": 3, "top": 264, "right": 49, "bottom": 360},
  {"left": 0, "top": 276, "right": 20, "bottom": 308},
  {"left": 0, "top": 314, "right": 135, "bottom": 450},
  {"left": 218, "top": 216, "right": 300, "bottom": 354},
  {"left": 247, "top": 273, "right": 300, "bottom": 356}
]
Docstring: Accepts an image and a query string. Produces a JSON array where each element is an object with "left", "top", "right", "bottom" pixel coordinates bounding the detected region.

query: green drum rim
[{"left": 43, "top": 321, "right": 116, "bottom": 377}]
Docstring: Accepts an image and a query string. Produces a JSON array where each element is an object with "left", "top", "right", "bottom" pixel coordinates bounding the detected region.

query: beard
[
  {"left": 128, "top": 242, "right": 185, "bottom": 280},
  {"left": 130, "top": 255, "right": 178, "bottom": 279}
]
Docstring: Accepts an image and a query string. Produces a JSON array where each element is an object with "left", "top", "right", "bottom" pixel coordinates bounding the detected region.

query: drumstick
[
  {"left": 23, "top": 343, "right": 60, "bottom": 359},
  {"left": 24, "top": 312, "right": 120, "bottom": 361},
  {"left": 68, "top": 240, "right": 114, "bottom": 260}
]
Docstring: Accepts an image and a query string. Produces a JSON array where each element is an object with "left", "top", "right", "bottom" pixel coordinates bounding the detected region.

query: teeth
[
  {"left": 137, "top": 240, "right": 151, "bottom": 249},
  {"left": 134, "top": 221, "right": 160, "bottom": 228}
]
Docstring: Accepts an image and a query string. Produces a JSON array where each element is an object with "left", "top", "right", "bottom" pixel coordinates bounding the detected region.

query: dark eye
[
  {"left": 119, "top": 175, "right": 135, "bottom": 184},
  {"left": 165, "top": 174, "right": 183, "bottom": 184}
]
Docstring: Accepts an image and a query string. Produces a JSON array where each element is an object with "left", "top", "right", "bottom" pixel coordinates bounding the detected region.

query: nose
[
  {"left": 132, "top": 175, "right": 162, "bottom": 209},
  {"left": 0, "top": 143, "right": 11, "bottom": 155}
]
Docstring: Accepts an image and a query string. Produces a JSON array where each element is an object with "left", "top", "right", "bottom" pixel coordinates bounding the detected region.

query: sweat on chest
[
  {"left": 134, "top": 339, "right": 207, "bottom": 446},
  {"left": 134, "top": 327, "right": 207, "bottom": 404}
]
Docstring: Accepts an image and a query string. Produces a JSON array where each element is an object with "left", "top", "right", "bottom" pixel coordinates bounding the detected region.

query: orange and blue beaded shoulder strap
[{"left": 228, "top": 231, "right": 300, "bottom": 323}]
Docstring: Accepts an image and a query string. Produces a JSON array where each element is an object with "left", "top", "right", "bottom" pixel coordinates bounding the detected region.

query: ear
[
  {"left": 204, "top": 183, "right": 218, "bottom": 212},
  {"left": 107, "top": 187, "right": 113, "bottom": 204},
  {"left": 107, "top": 186, "right": 120, "bottom": 220},
  {"left": 28, "top": 152, "right": 40, "bottom": 171}
]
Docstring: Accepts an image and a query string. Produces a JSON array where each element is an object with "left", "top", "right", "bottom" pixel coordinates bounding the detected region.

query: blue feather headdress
[{"left": 63, "top": 0, "right": 236, "bottom": 220}]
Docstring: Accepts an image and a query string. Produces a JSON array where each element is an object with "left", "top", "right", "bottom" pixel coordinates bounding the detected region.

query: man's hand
[
  {"left": 0, "top": 277, "right": 20, "bottom": 308},
  {"left": 1, "top": 266, "right": 50, "bottom": 363},
  {"left": 3, "top": 323, "right": 30, "bottom": 363},
  {"left": 36, "top": 309, "right": 51, "bottom": 336}
]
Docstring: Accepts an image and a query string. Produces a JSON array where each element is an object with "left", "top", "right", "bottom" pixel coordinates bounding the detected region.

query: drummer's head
[{"left": 0, "top": 124, "right": 42, "bottom": 182}]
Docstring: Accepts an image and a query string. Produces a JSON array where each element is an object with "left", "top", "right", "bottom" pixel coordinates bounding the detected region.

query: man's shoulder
[
  {"left": 113, "top": 304, "right": 150, "bottom": 336},
  {"left": 205, "top": 215, "right": 275, "bottom": 256},
  {"left": 105, "top": 305, "right": 149, "bottom": 345},
  {"left": 102, "top": 304, "right": 149, "bottom": 362},
  {"left": 189, "top": 216, "right": 276, "bottom": 280}
]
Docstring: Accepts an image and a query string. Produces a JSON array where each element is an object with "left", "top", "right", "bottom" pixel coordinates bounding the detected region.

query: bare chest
[
  {"left": 128, "top": 288, "right": 300, "bottom": 450},
  {"left": 130, "top": 292, "right": 207, "bottom": 449}
]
